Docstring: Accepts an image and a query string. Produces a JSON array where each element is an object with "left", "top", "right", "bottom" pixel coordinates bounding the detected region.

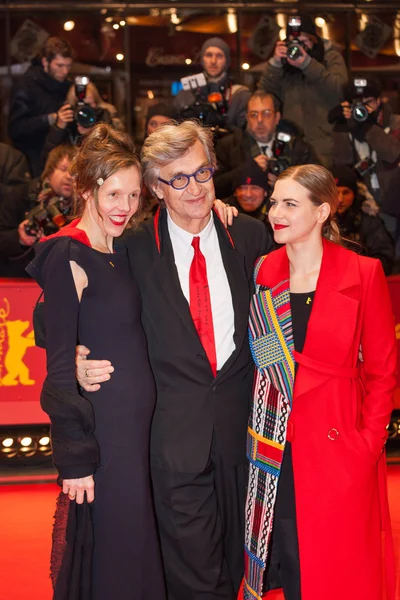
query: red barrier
[
  {"left": 1, "top": 275, "right": 400, "bottom": 426},
  {"left": 0, "top": 279, "right": 48, "bottom": 425}
]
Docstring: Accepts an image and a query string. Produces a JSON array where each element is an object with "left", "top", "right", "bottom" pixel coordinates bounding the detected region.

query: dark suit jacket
[{"left": 122, "top": 208, "right": 272, "bottom": 473}]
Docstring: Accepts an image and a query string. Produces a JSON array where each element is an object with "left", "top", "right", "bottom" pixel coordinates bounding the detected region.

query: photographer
[
  {"left": 174, "top": 36, "right": 250, "bottom": 130},
  {"left": 42, "top": 76, "right": 113, "bottom": 164},
  {"left": 214, "top": 90, "right": 318, "bottom": 199},
  {"left": 8, "top": 37, "right": 73, "bottom": 177},
  {"left": 332, "top": 165, "right": 394, "bottom": 275},
  {"left": 332, "top": 78, "right": 400, "bottom": 238},
  {"left": 0, "top": 144, "right": 75, "bottom": 277},
  {"left": 259, "top": 13, "right": 347, "bottom": 167}
]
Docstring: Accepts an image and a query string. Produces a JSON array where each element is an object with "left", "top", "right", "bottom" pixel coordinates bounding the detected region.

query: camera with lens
[
  {"left": 73, "top": 76, "right": 105, "bottom": 129},
  {"left": 24, "top": 187, "right": 73, "bottom": 237},
  {"left": 285, "top": 16, "right": 307, "bottom": 62},
  {"left": 266, "top": 132, "right": 291, "bottom": 176},
  {"left": 177, "top": 73, "right": 231, "bottom": 136},
  {"left": 350, "top": 78, "right": 369, "bottom": 123}
]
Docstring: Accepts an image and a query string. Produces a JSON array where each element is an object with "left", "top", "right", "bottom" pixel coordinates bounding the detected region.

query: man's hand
[
  {"left": 267, "top": 172, "right": 278, "bottom": 188},
  {"left": 341, "top": 101, "right": 352, "bottom": 120},
  {"left": 254, "top": 154, "right": 269, "bottom": 172},
  {"left": 213, "top": 199, "right": 238, "bottom": 226},
  {"left": 56, "top": 104, "right": 74, "bottom": 129},
  {"left": 18, "top": 219, "right": 41, "bottom": 246},
  {"left": 273, "top": 41, "right": 288, "bottom": 64},
  {"left": 63, "top": 474, "right": 95, "bottom": 504},
  {"left": 287, "top": 43, "right": 309, "bottom": 68},
  {"left": 76, "top": 344, "right": 114, "bottom": 392}
]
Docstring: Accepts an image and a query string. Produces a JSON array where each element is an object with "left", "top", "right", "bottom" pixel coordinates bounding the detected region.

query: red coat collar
[
  {"left": 40, "top": 218, "right": 92, "bottom": 247},
  {"left": 257, "top": 237, "right": 361, "bottom": 293}
]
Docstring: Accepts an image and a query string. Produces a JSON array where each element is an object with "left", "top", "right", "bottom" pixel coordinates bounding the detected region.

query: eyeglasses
[
  {"left": 158, "top": 166, "right": 215, "bottom": 190},
  {"left": 247, "top": 110, "right": 276, "bottom": 121}
]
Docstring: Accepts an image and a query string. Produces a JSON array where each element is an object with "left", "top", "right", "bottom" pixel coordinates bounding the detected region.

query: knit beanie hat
[
  {"left": 146, "top": 103, "right": 174, "bottom": 121},
  {"left": 331, "top": 165, "right": 358, "bottom": 197},
  {"left": 233, "top": 160, "right": 269, "bottom": 192},
  {"left": 201, "top": 37, "right": 231, "bottom": 68}
]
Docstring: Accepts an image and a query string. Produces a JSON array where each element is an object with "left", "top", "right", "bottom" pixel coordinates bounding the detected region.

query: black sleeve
[
  {"left": 291, "top": 137, "right": 321, "bottom": 166},
  {"left": 8, "top": 83, "right": 50, "bottom": 142},
  {"left": 214, "top": 136, "right": 244, "bottom": 199},
  {"left": 42, "top": 125, "right": 70, "bottom": 166},
  {"left": 362, "top": 215, "right": 395, "bottom": 276},
  {"left": 28, "top": 238, "right": 100, "bottom": 479},
  {"left": 0, "top": 182, "right": 32, "bottom": 258}
]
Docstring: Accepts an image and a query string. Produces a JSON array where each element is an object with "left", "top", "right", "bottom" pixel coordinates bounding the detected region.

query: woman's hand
[
  {"left": 63, "top": 475, "right": 95, "bottom": 504},
  {"left": 213, "top": 199, "right": 239, "bottom": 226}
]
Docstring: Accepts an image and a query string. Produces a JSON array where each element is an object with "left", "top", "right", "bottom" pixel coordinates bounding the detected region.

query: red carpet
[{"left": 0, "top": 467, "right": 399, "bottom": 600}]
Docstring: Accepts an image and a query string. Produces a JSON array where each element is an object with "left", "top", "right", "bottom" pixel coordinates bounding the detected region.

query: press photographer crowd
[{"left": 0, "top": 14, "right": 399, "bottom": 280}]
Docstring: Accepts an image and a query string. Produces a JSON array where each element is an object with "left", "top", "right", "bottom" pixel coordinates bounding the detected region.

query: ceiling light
[
  {"left": 116, "top": 53, "right": 124, "bottom": 61},
  {"left": 185, "top": 58, "right": 192, "bottom": 65},
  {"left": 63, "top": 20, "right": 75, "bottom": 32},
  {"left": 39, "top": 436, "right": 50, "bottom": 446},
  {"left": 113, "top": 23, "right": 120, "bottom": 30},
  {"left": 227, "top": 9, "right": 238, "bottom": 34},
  {"left": 147, "top": 90, "right": 155, "bottom": 100},
  {"left": 21, "top": 437, "right": 32, "bottom": 447},
  {"left": 2, "top": 438, "right": 14, "bottom": 448},
  {"left": 119, "top": 20, "right": 126, "bottom": 27},
  {"left": 315, "top": 17, "right": 326, "bottom": 28},
  {"left": 105, "top": 16, "right": 113, "bottom": 23},
  {"left": 241, "top": 63, "right": 250, "bottom": 70}
]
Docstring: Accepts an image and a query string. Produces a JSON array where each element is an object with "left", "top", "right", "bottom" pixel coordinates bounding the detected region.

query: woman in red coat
[{"left": 242, "top": 164, "right": 396, "bottom": 600}]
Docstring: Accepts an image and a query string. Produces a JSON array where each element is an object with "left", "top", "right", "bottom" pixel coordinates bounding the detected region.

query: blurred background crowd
[{"left": 1, "top": 0, "right": 400, "bottom": 278}]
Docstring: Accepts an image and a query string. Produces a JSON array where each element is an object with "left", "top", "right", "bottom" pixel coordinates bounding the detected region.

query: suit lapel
[
  {"left": 152, "top": 210, "right": 204, "bottom": 349},
  {"left": 214, "top": 213, "right": 250, "bottom": 378}
]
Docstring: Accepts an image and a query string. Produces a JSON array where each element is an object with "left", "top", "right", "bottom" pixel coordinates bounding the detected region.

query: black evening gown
[
  {"left": 29, "top": 234, "right": 165, "bottom": 600},
  {"left": 264, "top": 291, "right": 315, "bottom": 600}
]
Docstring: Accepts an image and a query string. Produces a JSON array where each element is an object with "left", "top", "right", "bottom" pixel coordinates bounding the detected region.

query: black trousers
[
  {"left": 151, "top": 437, "right": 247, "bottom": 600},
  {"left": 264, "top": 442, "right": 301, "bottom": 600}
]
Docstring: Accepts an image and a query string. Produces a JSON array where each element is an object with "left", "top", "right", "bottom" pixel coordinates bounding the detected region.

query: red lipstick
[{"left": 274, "top": 224, "right": 288, "bottom": 230}]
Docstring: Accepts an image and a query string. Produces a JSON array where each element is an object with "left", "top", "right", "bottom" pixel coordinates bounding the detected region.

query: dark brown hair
[
  {"left": 277, "top": 164, "right": 341, "bottom": 244},
  {"left": 42, "top": 144, "right": 76, "bottom": 181},
  {"left": 41, "top": 36, "right": 74, "bottom": 62},
  {"left": 247, "top": 90, "right": 281, "bottom": 113},
  {"left": 70, "top": 123, "right": 142, "bottom": 226}
]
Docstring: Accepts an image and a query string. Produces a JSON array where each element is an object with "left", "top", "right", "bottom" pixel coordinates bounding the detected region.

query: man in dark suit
[{"left": 76, "top": 122, "right": 273, "bottom": 599}]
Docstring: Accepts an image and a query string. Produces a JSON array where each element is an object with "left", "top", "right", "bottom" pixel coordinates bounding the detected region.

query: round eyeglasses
[{"left": 158, "top": 166, "right": 215, "bottom": 190}]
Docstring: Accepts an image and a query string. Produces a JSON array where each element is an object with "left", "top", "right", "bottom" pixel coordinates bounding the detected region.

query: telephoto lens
[{"left": 351, "top": 101, "right": 369, "bottom": 123}]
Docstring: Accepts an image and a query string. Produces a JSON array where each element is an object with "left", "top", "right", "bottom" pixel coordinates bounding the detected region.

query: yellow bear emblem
[{"left": 1, "top": 298, "right": 36, "bottom": 386}]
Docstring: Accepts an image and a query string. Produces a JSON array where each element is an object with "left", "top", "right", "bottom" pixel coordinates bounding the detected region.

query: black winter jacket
[
  {"left": 8, "top": 64, "right": 70, "bottom": 177},
  {"left": 332, "top": 103, "right": 400, "bottom": 217},
  {"left": 337, "top": 183, "right": 395, "bottom": 275}
]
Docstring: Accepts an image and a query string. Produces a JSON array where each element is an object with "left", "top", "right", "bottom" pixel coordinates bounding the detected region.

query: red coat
[{"left": 244, "top": 239, "right": 397, "bottom": 600}]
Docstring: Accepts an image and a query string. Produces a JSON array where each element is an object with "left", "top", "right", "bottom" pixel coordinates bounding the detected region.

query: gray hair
[{"left": 141, "top": 120, "right": 217, "bottom": 192}]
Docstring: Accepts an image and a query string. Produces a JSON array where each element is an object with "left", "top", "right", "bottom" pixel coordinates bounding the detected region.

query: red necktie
[{"left": 189, "top": 236, "right": 217, "bottom": 377}]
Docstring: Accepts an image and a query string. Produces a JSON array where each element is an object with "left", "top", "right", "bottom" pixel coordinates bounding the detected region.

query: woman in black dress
[{"left": 27, "top": 124, "right": 165, "bottom": 599}]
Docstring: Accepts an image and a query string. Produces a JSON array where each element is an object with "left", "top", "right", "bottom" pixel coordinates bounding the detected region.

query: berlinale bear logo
[{"left": 0, "top": 298, "right": 36, "bottom": 386}]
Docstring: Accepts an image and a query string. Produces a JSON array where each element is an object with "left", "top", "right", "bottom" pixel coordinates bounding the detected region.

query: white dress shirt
[
  {"left": 167, "top": 212, "right": 236, "bottom": 371},
  {"left": 256, "top": 139, "right": 274, "bottom": 158}
]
